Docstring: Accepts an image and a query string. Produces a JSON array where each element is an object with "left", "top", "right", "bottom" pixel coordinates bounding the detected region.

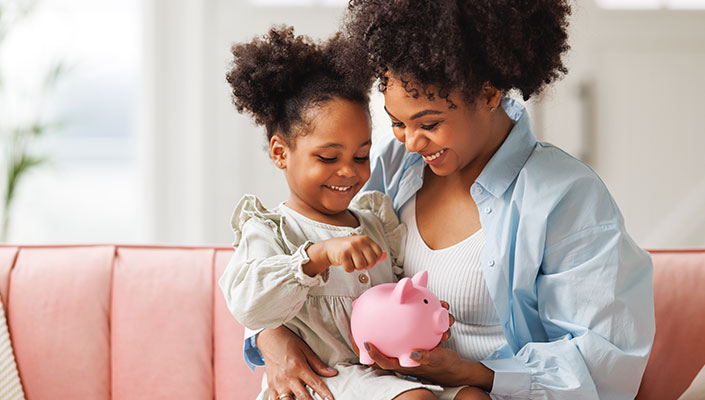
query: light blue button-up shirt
[{"left": 243, "top": 98, "right": 655, "bottom": 399}]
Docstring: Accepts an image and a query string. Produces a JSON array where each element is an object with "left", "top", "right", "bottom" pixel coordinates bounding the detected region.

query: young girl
[{"left": 219, "top": 27, "right": 475, "bottom": 400}]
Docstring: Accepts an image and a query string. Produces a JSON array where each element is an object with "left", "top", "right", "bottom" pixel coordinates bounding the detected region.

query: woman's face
[
  {"left": 383, "top": 76, "right": 496, "bottom": 178},
  {"left": 273, "top": 97, "right": 372, "bottom": 219}
]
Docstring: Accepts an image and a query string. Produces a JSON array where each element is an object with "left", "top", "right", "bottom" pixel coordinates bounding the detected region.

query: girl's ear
[
  {"left": 270, "top": 135, "right": 288, "bottom": 169},
  {"left": 481, "top": 82, "right": 502, "bottom": 112}
]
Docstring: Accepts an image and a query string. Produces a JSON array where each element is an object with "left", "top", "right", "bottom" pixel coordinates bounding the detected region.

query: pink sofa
[{"left": 0, "top": 245, "right": 703, "bottom": 399}]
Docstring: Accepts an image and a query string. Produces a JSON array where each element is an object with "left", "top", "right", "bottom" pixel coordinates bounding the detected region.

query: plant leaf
[
  {"left": 5, "top": 154, "right": 47, "bottom": 204},
  {"left": 44, "top": 62, "right": 70, "bottom": 90}
]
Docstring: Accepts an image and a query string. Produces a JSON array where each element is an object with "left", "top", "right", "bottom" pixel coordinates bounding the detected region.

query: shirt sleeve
[
  {"left": 365, "top": 132, "right": 408, "bottom": 197},
  {"left": 483, "top": 223, "right": 655, "bottom": 399},
  {"left": 219, "top": 217, "right": 329, "bottom": 331},
  {"left": 243, "top": 328, "right": 264, "bottom": 370}
]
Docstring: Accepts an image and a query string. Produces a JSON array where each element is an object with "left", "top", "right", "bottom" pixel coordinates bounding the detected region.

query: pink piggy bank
[{"left": 350, "top": 270, "right": 449, "bottom": 367}]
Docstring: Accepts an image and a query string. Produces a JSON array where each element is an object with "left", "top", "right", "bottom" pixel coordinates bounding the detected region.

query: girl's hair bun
[
  {"left": 226, "top": 26, "right": 323, "bottom": 133},
  {"left": 226, "top": 26, "right": 374, "bottom": 142}
]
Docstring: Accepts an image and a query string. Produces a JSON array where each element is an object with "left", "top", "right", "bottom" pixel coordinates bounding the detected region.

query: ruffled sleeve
[
  {"left": 230, "top": 194, "right": 285, "bottom": 249},
  {"left": 219, "top": 195, "right": 329, "bottom": 330},
  {"left": 351, "top": 191, "right": 406, "bottom": 275}
]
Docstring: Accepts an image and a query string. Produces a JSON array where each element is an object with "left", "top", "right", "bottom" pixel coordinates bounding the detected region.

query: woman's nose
[{"left": 404, "top": 129, "right": 427, "bottom": 153}]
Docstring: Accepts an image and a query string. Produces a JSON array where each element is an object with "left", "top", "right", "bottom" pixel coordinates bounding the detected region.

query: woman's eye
[
  {"left": 318, "top": 156, "right": 337, "bottom": 163},
  {"left": 391, "top": 121, "right": 405, "bottom": 128},
  {"left": 421, "top": 122, "right": 439, "bottom": 130}
]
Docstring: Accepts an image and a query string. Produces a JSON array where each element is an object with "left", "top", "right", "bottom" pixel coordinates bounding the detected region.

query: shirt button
[
  {"left": 476, "top": 186, "right": 484, "bottom": 194},
  {"left": 358, "top": 274, "right": 369, "bottom": 283},
  {"left": 485, "top": 207, "right": 492, "bottom": 214},
  {"left": 488, "top": 260, "right": 495, "bottom": 267}
]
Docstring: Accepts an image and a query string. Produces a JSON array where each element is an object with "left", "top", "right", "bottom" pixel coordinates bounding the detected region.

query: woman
[{"left": 244, "top": 1, "right": 655, "bottom": 399}]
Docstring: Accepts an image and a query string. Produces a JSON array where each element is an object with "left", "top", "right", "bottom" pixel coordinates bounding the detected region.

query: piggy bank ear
[
  {"left": 393, "top": 278, "right": 414, "bottom": 304},
  {"left": 411, "top": 270, "right": 428, "bottom": 288}
]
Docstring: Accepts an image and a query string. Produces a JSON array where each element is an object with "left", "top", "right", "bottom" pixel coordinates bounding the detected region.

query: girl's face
[
  {"left": 272, "top": 97, "right": 372, "bottom": 220},
  {"left": 383, "top": 76, "right": 499, "bottom": 178}
]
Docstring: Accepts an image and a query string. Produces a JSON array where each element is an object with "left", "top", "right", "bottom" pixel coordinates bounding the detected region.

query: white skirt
[{"left": 256, "top": 362, "right": 468, "bottom": 400}]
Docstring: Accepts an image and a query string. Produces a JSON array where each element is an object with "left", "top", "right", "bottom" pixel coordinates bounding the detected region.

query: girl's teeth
[
  {"left": 423, "top": 149, "right": 446, "bottom": 161},
  {"left": 329, "top": 185, "right": 352, "bottom": 192}
]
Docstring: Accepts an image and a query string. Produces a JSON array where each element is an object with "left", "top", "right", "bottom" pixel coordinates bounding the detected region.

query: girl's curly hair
[
  {"left": 344, "top": 0, "right": 571, "bottom": 103},
  {"left": 226, "top": 26, "right": 374, "bottom": 145}
]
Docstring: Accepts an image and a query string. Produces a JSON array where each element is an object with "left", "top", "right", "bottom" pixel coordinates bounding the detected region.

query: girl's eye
[
  {"left": 391, "top": 121, "right": 405, "bottom": 128},
  {"left": 354, "top": 156, "right": 369, "bottom": 163},
  {"left": 318, "top": 156, "right": 337, "bottom": 163},
  {"left": 421, "top": 122, "right": 440, "bottom": 130}
]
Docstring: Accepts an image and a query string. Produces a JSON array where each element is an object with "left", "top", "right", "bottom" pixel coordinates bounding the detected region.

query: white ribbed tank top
[{"left": 399, "top": 195, "right": 507, "bottom": 361}]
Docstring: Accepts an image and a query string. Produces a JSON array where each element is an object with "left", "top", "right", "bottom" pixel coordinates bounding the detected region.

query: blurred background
[{"left": 0, "top": 0, "right": 703, "bottom": 248}]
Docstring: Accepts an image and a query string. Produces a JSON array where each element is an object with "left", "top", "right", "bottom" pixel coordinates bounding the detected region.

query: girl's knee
[
  {"left": 393, "top": 388, "right": 438, "bottom": 400},
  {"left": 453, "top": 387, "right": 491, "bottom": 400}
]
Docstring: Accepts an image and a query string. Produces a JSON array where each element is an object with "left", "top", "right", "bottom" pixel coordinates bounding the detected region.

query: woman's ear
[
  {"left": 481, "top": 82, "right": 502, "bottom": 112},
  {"left": 270, "top": 135, "right": 288, "bottom": 169}
]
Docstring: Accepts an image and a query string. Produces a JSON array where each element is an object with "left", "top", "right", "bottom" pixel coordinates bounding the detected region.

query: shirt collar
[{"left": 475, "top": 97, "right": 537, "bottom": 198}]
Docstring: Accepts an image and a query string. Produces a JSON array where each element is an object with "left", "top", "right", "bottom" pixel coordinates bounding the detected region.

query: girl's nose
[{"left": 337, "top": 163, "right": 356, "bottom": 177}]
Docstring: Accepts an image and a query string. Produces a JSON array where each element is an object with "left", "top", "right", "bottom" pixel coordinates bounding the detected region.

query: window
[{"left": 0, "top": 0, "right": 145, "bottom": 243}]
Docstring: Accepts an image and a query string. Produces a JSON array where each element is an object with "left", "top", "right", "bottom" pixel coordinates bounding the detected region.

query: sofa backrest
[{"left": 0, "top": 245, "right": 703, "bottom": 399}]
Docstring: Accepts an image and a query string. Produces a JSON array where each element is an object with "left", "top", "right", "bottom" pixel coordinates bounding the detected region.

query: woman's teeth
[
  {"left": 328, "top": 185, "right": 352, "bottom": 192},
  {"left": 423, "top": 148, "right": 446, "bottom": 161}
]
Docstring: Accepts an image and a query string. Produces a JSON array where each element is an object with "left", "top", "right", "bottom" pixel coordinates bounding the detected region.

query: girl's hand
[
  {"left": 362, "top": 342, "right": 494, "bottom": 391},
  {"left": 258, "top": 326, "right": 337, "bottom": 400},
  {"left": 306, "top": 235, "right": 387, "bottom": 274}
]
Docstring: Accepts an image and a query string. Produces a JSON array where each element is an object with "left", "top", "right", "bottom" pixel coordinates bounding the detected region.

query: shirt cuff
[
  {"left": 482, "top": 357, "right": 531, "bottom": 399},
  {"left": 292, "top": 241, "right": 330, "bottom": 286},
  {"left": 243, "top": 331, "right": 264, "bottom": 371}
]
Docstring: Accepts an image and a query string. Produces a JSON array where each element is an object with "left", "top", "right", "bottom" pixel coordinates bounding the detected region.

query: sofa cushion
[
  {"left": 8, "top": 246, "right": 114, "bottom": 399},
  {"left": 111, "top": 247, "right": 215, "bottom": 399}
]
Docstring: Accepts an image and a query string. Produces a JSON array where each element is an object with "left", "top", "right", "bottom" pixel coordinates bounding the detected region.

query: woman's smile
[{"left": 421, "top": 148, "right": 448, "bottom": 165}]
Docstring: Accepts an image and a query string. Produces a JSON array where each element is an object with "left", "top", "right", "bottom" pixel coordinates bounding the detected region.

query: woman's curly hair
[
  {"left": 226, "top": 26, "right": 374, "bottom": 145},
  {"left": 344, "top": 0, "right": 571, "bottom": 103}
]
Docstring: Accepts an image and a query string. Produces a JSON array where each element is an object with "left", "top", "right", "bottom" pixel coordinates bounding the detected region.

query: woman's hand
[
  {"left": 258, "top": 326, "right": 337, "bottom": 400},
  {"left": 363, "top": 343, "right": 494, "bottom": 391}
]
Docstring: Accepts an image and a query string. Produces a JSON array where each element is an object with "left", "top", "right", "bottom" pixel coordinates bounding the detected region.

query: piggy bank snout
[{"left": 433, "top": 308, "right": 450, "bottom": 335}]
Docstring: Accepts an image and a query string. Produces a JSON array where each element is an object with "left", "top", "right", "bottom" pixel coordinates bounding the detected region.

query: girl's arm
[{"left": 219, "top": 219, "right": 329, "bottom": 330}]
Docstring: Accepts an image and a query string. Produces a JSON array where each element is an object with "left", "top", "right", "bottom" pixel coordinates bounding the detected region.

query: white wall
[
  {"left": 532, "top": 3, "right": 705, "bottom": 248},
  {"left": 143, "top": 0, "right": 705, "bottom": 248}
]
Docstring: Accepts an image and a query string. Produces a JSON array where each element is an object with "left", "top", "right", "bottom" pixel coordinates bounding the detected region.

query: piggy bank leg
[
  {"left": 358, "top": 348, "right": 375, "bottom": 365},
  {"left": 398, "top": 353, "right": 421, "bottom": 367}
]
